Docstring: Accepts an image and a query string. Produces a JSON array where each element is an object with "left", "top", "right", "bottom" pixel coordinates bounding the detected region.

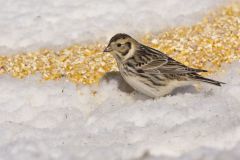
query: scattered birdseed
[{"left": 0, "top": 3, "right": 239, "bottom": 84}]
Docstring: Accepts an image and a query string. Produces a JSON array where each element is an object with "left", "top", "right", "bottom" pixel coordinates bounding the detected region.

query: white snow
[
  {"left": 0, "top": 0, "right": 227, "bottom": 54},
  {"left": 1, "top": 0, "right": 240, "bottom": 160},
  {"left": 0, "top": 62, "right": 240, "bottom": 160}
]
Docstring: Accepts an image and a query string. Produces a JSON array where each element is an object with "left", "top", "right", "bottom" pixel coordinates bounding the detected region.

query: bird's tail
[{"left": 190, "top": 74, "right": 225, "bottom": 86}]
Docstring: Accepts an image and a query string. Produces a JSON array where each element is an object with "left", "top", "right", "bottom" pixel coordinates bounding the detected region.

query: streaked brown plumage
[{"left": 104, "top": 33, "right": 224, "bottom": 98}]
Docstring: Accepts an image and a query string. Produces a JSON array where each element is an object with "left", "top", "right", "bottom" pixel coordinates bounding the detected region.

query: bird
[{"left": 103, "top": 33, "right": 224, "bottom": 98}]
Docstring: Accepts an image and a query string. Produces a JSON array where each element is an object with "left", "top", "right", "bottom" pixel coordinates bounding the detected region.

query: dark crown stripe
[{"left": 109, "top": 33, "right": 131, "bottom": 43}]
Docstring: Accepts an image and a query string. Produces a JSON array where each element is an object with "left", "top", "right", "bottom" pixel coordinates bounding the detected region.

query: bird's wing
[{"left": 134, "top": 45, "right": 207, "bottom": 74}]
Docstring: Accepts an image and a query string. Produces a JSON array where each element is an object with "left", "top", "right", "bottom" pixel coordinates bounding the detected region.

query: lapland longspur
[{"left": 104, "top": 33, "right": 224, "bottom": 98}]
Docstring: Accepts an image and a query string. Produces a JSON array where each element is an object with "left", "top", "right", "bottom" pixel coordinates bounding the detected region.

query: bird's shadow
[
  {"left": 100, "top": 71, "right": 134, "bottom": 93},
  {"left": 170, "top": 85, "right": 197, "bottom": 96},
  {"left": 100, "top": 71, "right": 198, "bottom": 99}
]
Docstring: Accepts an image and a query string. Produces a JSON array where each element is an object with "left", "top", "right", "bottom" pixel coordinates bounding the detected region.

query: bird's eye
[{"left": 117, "top": 43, "right": 121, "bottom": 47}]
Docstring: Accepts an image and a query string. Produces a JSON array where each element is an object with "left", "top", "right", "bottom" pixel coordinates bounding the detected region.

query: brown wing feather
[{"left": 135, "top": 45, "right": 207, "bottom": 74}]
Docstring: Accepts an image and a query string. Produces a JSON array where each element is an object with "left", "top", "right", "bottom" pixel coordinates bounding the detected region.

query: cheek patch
[
  {"left": 122, "top": 50, "right": 128, "bottom": 56},
  {"left": 126, "top": 42, "right": 131, "bottom": 49},
  {"left": 121, "top": 42, "right": 132, "bottom": 56}
]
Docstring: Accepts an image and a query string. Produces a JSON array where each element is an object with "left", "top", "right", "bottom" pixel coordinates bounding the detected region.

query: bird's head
[{"left": 104, "top": 33, "right": 138, "bottom": 62}]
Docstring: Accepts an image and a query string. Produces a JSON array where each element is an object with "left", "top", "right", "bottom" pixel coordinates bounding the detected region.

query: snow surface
[
  {"left": 1, "top": 0, "right": 240, "bottom": 160},
  {"left": 0, "top": 0, "right": 227, "bottom": 54},
  {"left": 1, "top": 63, "right": 240, "bottom": 160}
]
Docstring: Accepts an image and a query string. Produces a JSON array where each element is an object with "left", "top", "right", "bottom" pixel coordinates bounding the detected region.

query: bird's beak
[{"left": 103, "top": 45, "right": 113, "bottom": 52}]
